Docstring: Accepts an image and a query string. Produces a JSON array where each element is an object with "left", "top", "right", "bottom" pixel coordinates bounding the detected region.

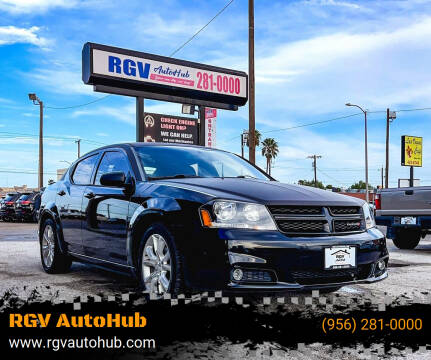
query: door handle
[
  {"left": 84, "top": 192, "right": 95, "bottom": 199},
  {"left": 57, "top": 190, "right": 66, "bottom": 196},
  {"left": 405, "top": 190, "right": 414, "bottom": 195}
]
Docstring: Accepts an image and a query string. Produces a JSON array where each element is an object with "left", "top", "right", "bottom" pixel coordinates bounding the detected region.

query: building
[{"left": 0, "top": 185, "right": 38, "bottom": 197}]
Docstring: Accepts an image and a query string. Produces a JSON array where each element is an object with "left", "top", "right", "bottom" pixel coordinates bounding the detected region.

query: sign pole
[
  {"left": 136, "top": 97, "right": 144, "bottom": 142},
  {"left": 199, "top": 106, "right": 206, "bottom": 146},
  {"left": 410, "top": 166, "right": 414, "bottom": 187}
]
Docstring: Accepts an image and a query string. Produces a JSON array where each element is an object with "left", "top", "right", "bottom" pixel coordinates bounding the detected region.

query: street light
[
  {"left": 345, "top": 102, "right": 369, "bottom": 203},
  {"left": 28, "top": 93, "right": 43, "bottom": 190}
]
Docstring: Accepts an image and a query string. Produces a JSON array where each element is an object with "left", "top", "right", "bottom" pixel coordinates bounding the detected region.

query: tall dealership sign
[
  {"left": 82, "top": 42, "right": 247, "bottom": 144},
  {"left": 401, "top": 135, "right": 423, "bottom": 187},
  {"left": 142, "top": 113, "right": 197, "bottom": 145}
]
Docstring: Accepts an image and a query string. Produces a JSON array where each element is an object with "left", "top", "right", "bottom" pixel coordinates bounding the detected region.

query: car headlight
[
  {"left": 200, "top": 200, "right": 277, "bottom": 230},
  {"left": 362, "top": 203, "right": 376, "bottom": 229}
]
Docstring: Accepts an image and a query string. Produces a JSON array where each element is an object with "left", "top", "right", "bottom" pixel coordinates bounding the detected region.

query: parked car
[
  {"left": 39, "top": 143, "right": 388, "bottom": 297},
  {"left": 0, "top": 193, "right": 21, "bottom": 221},
  {"left": 14, "top": 191, "right": 41, "bottom": 222},
  {"left": 375, "top": 186, "right": 431, "bottom": 249}
]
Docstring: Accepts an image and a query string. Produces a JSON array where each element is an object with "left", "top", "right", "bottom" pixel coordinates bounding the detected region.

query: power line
[
  {"left": 169, "top": 0, "right": 235, "bottom": 57},
  {"left": 44, "top": 94, "right": 111, "bottom": 110},
  {"left": 0, "top": 131, "right": 107, "bottom": 146}
]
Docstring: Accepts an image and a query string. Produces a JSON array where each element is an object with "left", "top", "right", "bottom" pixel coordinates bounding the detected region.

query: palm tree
[
  {"left": 246, "top": 129, "right": 261, "bottom": 149},
  {"left": 261, "top": 138, "right": 279, "bottom": 176}
]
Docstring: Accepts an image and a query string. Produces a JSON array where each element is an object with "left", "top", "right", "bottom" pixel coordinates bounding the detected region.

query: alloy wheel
[
  {"left": 42, "top": 224, "right": 55, "bottom": 268},
  {"left": 142, "top": 234, "right": 172, "bottom": 297}
]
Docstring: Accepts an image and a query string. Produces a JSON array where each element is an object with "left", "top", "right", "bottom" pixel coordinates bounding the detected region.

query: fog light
[
  {"left": 232, "top": 268, "right": 243, "bottom": 281},
  {"left": 377, "top": 260, "right": 385, "bottom": 271}
]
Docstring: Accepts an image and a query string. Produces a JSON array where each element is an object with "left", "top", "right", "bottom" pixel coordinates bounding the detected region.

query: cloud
[
  {"left": 0, "top": 0, "right": 80, "bottom": 14},
  {"left": 252, "top": 16, "right": 431, "bottom": 115},
  {"left": 26, "top": 67, "right": 93, "bottom": 95},
  {"left": 0, "top": 26, "right": 48, "bottom": 47},
  {"left": 306, "top": 0, "right": 362, "bottom": 10}
]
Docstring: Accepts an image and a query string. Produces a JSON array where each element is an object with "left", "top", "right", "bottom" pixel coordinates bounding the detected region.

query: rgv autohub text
[{"left": 9, "top": 312, "right": 147, "bottom": 328}]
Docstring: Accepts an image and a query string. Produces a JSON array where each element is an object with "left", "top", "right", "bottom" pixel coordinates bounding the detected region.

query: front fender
[
  {"left": 127, "top": 197, "right": 182, "bottom": 276},
  {"left": 39, "top": 202, "right": 68, "bottom": 255}
]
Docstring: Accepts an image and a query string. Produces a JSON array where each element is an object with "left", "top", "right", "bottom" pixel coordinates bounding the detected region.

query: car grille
[
  {"left": 268, "top": 205, "right": 364, "bottom": 236},
  {"left": 291, "top": 264, "right": 372, "bottom": 285},
  {"left": 267, "top": 206, "right": 323, "bottom": 216},
  {"left": 329, "top": 206, "right": 361, "bottom": 215},
  {"left": 277, "top": 220, "right": 328, "bottom": 233},
  {"left": 333, "top": 220, "right": 363, "bottom": 232}
]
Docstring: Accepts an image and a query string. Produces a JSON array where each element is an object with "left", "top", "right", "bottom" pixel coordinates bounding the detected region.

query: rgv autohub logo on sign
[
  {"left": 92, "top": 49, "right": 247, "bottom": 97},
  {"left": 9, "top": 312, "right": 147, "bottom": 328}
]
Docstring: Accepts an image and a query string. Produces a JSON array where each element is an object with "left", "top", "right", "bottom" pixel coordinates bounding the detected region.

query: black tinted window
[
  {"left": 95, "top": 151, "right": 130, "bottom": 185},
  {"left": 19, "top": 194, "right": 32, "bottom": 201},
  {"left": 72, "top": 154, "right": 98, "bottom": 185},
  {"left": 4, "top": 194, "right": 17, "bottom": 201}
]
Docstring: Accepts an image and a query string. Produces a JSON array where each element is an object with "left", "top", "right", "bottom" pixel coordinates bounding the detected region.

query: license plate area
[
  {"left": 324, "top": 246, "right": 356, "bottom": 269},
  {"left": 401, "top": 216, "right": 417, "bottom": 225}
]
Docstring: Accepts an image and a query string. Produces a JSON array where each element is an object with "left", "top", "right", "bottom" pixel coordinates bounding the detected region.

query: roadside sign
[
  {"left": 142, "top": 113, "right": 197, "bottom": 145},
  {"left": 82, "top": 43, "right": 248, "bottom": 108},
  {"left": 205, "top": 108, "right": 217, "bottom": 148},
  {"left": 401, "top": 135, "right": 422, "bottom": 167}
]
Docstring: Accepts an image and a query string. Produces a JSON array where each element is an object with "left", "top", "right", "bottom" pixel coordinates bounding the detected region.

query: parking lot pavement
[{"left": 0, "top": 222, "right": 430, "bottom": 302}]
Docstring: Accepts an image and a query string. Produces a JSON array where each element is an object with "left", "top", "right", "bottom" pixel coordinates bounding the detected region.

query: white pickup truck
[{"left": 375, "top": 186, "right": 431, "bottom": 249}]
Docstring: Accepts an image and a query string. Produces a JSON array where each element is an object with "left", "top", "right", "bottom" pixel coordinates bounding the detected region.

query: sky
[{"left": 1, "top": 0, "right": 431, "bottom": 188}]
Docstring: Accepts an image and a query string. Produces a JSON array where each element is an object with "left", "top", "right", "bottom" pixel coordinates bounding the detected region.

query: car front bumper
[{"left": 220, "top": 227, "right": 388, "bottom": 292}]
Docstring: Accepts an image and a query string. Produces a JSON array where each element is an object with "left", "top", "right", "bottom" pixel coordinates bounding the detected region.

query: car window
[
  {"left": 134, "top": 146, "right": 270, "bottom": 180},
  {"left": 94, "top": 151, "right": 131, "bottom": 185},
  {"left": 19, "top": 194, "right": 32, "bottom": 201},
  {"left": 72, "top": 154, "right": 99, "bottom": 185}
]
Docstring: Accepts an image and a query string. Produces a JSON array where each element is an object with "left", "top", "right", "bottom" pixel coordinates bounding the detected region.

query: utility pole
[
  {"left": 28, "top": 93, "right": 43, "bottom": 189},
  {"left": 385, "top": 109, "right": 396, "bottom": 188},
  {"left": 248, "top": 0, "right": 256, "bottom": 164},
  {"left": 307, "top": 155, "right": 322, "bottom": 187},
  {"left": 75, "top": 139, "right": 81, "bottom": 158}
]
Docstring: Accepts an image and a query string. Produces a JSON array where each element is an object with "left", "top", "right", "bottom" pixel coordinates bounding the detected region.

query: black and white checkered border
[{"left": 50, "top": 289, "right": 431, "bottom": 311}]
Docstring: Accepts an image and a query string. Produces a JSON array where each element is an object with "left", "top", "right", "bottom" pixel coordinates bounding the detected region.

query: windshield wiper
[{"left": 147, "top": 174, "right": 200, "bottom": 181}]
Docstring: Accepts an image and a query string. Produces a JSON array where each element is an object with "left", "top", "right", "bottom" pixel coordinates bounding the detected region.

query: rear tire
[
  {"left": 392, "top": 229, "right": 421, "bottom": 249},
  {"left": 40, "top": 218, "right": 72, "bottom": 273},
  {"left": 138, "top": 223, "right": 184, "bottom": 298}
]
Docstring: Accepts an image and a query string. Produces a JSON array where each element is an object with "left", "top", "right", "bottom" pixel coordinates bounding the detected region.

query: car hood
[{"left": 154, "top": 178, "right": 365, "bottom": 206}]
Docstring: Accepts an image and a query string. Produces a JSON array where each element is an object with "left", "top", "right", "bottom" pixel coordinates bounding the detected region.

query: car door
[
  {"left": 57, "top": 153, "right": 100, "bottom": 254},
  {"left": 82, "top": 149, "right": 133, "bottom": 265}
]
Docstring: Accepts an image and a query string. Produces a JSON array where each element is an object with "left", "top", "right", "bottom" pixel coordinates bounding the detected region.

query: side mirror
[{"left": 100, "top": 171, "right": 126, "bottom": 187}]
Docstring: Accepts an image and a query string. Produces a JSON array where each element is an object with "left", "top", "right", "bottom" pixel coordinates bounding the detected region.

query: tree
[
  {"left": 298, "top": 179, "right": 325, "bottom": 189},
  {"left": 261, "top": 138, "right": 279, "bottom": 176},
  {"left": 246, "top": 129, "right": 261, "bottom": 148},
  {"left": 350, "top": 180, "right": 373, "bottom": 191}
]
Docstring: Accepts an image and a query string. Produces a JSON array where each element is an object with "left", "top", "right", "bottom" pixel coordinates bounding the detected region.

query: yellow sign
[{"left": 401, "top": 135, "right": 422, "bottom": 167}]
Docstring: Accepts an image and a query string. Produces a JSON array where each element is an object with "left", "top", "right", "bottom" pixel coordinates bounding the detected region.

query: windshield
[
  {"left": 134, "top": 146, "right": 271, "bottom": 181},
  {"left": 19, "top": 194, "right": 31, "bottom": 201}
]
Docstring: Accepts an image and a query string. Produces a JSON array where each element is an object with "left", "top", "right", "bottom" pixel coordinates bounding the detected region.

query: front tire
[
  {"left": 138, "top": 223, "right": 183, "bottom": 297},
  {"left": 40, "top": 218, "right": 72, "bottom": 273},
  {"left": 392, "top": 228, "right": 421, "bottom": 249}
]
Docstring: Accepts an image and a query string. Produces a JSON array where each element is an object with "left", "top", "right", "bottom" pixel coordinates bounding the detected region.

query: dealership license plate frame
[
  {"left": 324, "top": 245, "right": 357, "bottom": 270},
  {"left": 400, "top": 216, "right": 417, "bottom": 225}
]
